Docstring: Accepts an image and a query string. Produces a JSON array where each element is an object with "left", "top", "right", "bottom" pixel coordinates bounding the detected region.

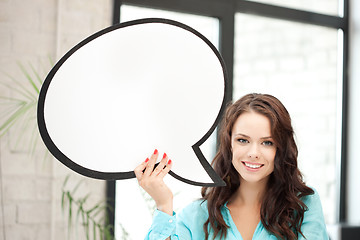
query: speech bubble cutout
[{"left": 37, "top": 18, "right": 227, "bottom": 186}]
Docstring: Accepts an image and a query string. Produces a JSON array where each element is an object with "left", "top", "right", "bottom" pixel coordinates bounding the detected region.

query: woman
[{"left": 134, "top": 93, "right": 328, "bottom": 240}]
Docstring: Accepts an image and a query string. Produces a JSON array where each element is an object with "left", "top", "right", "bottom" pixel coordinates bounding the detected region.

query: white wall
[
  {"left": 347, "top": 0, "right": 360, "bottom": 225},
  {"left": 0, "top": 1, "right": 112, "bottom": 239}
]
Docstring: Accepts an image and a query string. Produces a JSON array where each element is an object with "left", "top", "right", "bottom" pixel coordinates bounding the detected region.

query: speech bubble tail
[
  {"left": 168, "top": 169, "right": 225, "bottom": 187},
  {"left": 167, "top": 146, "right": 226, "bottom": 187}
]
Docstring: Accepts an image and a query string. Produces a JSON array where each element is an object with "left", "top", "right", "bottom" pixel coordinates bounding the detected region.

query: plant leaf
[
  {"left": 28, "top": 62, "right": 43, "bottom": 87},
  {"left": 1, "top": 72, "right": 36, "bottom": 101},
  {"left": 61, "top": 191, "right": 66, "bottom": 211},
  {"left": 0, "top": 102, "right": 31, "bottom": 136},
  {"left": 17, "top": 62, "right": 39, "bottom": 94},
  {"left": 71, "top": 179, "right": 84, "bottom": 195},
  {"left": 66, "top": 191, "right": 73, "bottom": 234}
]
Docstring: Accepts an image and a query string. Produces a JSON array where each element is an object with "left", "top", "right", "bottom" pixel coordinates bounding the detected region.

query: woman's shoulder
[
  {"left": 298, "top": 187, "right": 329, "bottom": 239},
  {"left": 300, "top": 186, "right": 326, "bottom": 218},
  {"left": 300, "top": 186, "right": 321, "bottom": 206}
]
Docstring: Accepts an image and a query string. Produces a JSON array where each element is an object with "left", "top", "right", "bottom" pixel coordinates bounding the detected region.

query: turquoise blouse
[{"left": 145, "top": 189, "right": 329, "bottom": 239}]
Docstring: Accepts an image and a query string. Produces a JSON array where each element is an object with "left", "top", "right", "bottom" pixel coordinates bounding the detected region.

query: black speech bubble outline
[{"left": 37, "top": 18, "right": 227, "bottom": 187}]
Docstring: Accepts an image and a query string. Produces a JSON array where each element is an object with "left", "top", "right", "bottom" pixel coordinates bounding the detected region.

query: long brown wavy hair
[{"left": 201, "top": 93, "right": 314, "bottom": 240}]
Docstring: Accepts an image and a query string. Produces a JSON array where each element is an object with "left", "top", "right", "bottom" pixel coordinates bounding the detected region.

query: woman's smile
[{"left": 242, "top": 161, "right": 264, "bottom": 171}]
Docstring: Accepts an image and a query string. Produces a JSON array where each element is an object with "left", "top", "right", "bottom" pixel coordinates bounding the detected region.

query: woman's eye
[
  {"left": 237, "top": 138, "right": 248, "bottom": 143},
  {"left": 262, "top": 141, "right": 274, "bottom": 146}
]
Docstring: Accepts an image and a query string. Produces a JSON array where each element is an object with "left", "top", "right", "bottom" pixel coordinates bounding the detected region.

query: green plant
[
  {"left": 0, "top": 61, "right": 50, "bottom": 158},
  {"left": 61, "top": 175, "right": 116, "bottom": 240}
]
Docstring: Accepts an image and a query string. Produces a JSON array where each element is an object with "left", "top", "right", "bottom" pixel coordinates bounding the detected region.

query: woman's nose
[
  {"left": 248, "top": 144, "right": 259, "bottom": 159},
  {"left": 248, "top": 153, "right": 259, "bottom": 159}
]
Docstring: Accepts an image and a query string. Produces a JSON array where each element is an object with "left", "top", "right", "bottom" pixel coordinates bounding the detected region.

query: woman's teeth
[{"left": 244, "top": 162, "right": 262, "bottom": 169}]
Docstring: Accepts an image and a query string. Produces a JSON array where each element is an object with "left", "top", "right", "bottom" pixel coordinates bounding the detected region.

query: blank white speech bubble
[{"left": 37, "top": 18, "right": 227, "bottom": 186}]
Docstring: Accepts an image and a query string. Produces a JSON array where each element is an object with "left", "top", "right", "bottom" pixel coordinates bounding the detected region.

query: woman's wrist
[{"left": 156, "top": 201, "right": 173, "bottom": 216}]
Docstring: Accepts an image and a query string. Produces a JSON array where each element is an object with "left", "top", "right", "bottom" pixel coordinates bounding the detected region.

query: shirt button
[{"left": 169, "top": 219, "right": 173, "bottom": 223}]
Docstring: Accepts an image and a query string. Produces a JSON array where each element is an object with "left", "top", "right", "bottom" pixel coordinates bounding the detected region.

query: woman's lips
[{"left": 242, "top": 161, "right": 264, "bottom": 171}]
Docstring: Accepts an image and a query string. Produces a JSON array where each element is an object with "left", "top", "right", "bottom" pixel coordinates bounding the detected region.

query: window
[
  {"left": 111, "top": 0, "right": 348, "bottom": 237},
  {"left": 245, "top": 0, "right": 342, "bottom": 16},
  {"left": 233, "top": 13, "right": 341, "bottom": 223}
]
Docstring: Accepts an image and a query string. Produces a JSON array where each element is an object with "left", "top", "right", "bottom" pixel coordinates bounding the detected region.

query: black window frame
[{"left": 108, "top": 0, "right": 349, "bottom": 236}]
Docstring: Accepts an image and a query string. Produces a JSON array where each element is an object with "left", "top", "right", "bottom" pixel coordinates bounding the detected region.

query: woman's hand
[{"left": 134, "top": 149, "right": 173, "bottom": 216}]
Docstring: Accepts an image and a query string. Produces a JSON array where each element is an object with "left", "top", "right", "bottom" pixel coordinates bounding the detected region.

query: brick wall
[{"left": 0, "top": 1, "right": 112, "bottom": 239}]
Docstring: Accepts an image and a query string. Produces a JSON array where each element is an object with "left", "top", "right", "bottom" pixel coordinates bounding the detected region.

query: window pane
[
  {"left": 234, "top": 13, "right": 340, "bottom": 224},
  {"left": 120, "top": 5, "right": 219, "bottom": 48},
  {"left": 115, "top": 5, "right": 220, "bottom": 239},
  {"left": 245, "top": 0, "right": 342, "bottom": 16}
]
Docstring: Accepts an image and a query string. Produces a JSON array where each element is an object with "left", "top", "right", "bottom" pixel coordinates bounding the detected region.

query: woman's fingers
[
  {"left": 135, "top": 149, "right": 173, "bottom": 183},
  {"left": 134, "top": 157, "right": 149, "bottom": 181},
  {"left": 158, "top": 159, "right": 172, "bottom": 178},
  {"left": 143, "top": 149, "right": 158, "bottom": 177},
  {"left": 151, "top": 153, "right": 168, "bottom": 176}
]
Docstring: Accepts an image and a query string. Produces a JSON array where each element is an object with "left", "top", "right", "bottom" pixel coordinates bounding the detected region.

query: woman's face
[{"left": 231, "top": 111, "right": 277, "bottom": 184}]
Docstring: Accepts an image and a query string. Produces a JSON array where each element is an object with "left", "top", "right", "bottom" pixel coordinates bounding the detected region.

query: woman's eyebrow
[
  {"left": 234, "top": 133, "right": 250, "bottom": 138},
  {"left": 234, "top": 133, "right": 272, "bottom": 139},
  {"left": 260, "top": 136, "right": 273, "bottom": 139}
]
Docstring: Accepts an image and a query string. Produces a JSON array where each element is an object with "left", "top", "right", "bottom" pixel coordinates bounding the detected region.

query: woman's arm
[
  {"left": 144, "top": 210, "right": 176, "bottom": 240},
  {"left": 134, "top": 150, "right": 174, "bottom": 239},
  {"left": 135, "top": 150, "right": 197, "bottom": 240},
  {"left": 143, "top": 200, "right": 206, "bottom": 240}
]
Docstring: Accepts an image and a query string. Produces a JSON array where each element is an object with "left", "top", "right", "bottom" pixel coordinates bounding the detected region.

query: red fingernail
[
  {"left": 145, "top": 158, "right": 149, "bottom": 163},
  {"left": 154, "top": 149, "right": 158, "bottom": 154},
  {"left": 163, "top": 153, "right": 167, "bottom": 159},
  {"left": 168, "top": 159, "right": 172, "bottom": 165}
]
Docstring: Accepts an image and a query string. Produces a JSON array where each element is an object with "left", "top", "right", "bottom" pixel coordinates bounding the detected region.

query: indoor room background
[{"left": 0, "top": 0, "right": 359, "bottom": 239}]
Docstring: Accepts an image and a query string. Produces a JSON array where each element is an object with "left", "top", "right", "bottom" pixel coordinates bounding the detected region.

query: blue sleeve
[
  {"left": 144, "top": 210, "right": 177, "bottom": 240},
  {"left": 144, "top": 201, "right": 206, "bottom": 240},
  {"left": 299, "top": 189, "right": 329, "bottom": 240}
]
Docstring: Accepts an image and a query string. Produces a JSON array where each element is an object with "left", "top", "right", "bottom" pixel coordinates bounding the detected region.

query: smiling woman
[{"left": 136, "top": 93, "right": 329, "bottom": 240}]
